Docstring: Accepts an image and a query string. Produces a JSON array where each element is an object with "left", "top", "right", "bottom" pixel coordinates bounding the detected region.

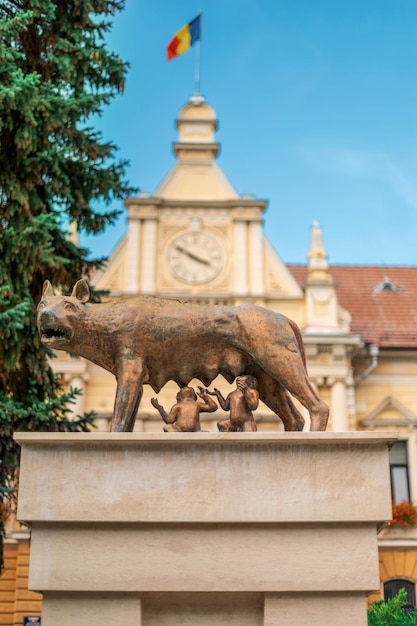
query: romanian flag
[{"left": 166, "top": 14, "right": 201, "bottom": 61}]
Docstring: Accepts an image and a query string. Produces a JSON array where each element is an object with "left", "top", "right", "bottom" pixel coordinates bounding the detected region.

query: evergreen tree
[
  {"left": 368, "top": 589, "right": 417, "bottom": 625},
  {"left": 0, "top": 0, "right": 135, "bottom": 568}
]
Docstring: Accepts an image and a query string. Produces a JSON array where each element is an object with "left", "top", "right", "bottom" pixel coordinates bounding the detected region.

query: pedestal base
[{"left": 15, "top": 432, "right": 395, "bottom": 626}]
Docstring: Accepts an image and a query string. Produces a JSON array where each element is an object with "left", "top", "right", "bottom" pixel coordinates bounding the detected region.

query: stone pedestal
[{"left": 15, "top": 432, "right": 395, "bottom": 626}]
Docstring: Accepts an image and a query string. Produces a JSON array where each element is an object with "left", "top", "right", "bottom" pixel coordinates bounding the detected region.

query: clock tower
[
  {"left": 83, "top": 96, "right": 316, "bottom": 430},
  {"left": 93, "top": 96, "right": 301, "bottom": 307}
]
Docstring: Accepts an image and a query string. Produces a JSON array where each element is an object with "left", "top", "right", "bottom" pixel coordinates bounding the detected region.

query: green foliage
[
  {"left": 0, "top": 0, "right": 136, "bottom": 570},
  {"left": 368, "top": 589, "right": 417, "bottom": 625}
]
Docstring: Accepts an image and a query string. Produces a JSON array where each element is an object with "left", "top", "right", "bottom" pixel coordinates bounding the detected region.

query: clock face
[{"left": 167, "top": 232, "right": 224, "bottom": 284}]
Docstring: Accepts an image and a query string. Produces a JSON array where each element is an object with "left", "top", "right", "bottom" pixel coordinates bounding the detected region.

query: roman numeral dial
[{"left": 167, "top": 232, "right": 224, "bottom": 284}]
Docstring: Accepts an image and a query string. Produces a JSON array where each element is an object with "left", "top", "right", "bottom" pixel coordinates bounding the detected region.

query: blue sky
[{"left": 82, "top": 0, "right": 417, "bottom": 266}]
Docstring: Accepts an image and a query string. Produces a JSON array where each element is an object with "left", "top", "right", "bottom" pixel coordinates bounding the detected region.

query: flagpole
[
  {"left": 195, "top": 39, "right": 201, "bottom": 95},
  {"left": 194, "top": 10, "right": 202, "bottom": 98}
]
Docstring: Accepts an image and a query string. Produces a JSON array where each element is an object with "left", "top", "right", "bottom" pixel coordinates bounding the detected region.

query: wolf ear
[
  {"left": 71, "top": 279, "right": 90, "bottom": 303},
  {"left": 42, "top": 280, "right": 54, "bottom": 297}
]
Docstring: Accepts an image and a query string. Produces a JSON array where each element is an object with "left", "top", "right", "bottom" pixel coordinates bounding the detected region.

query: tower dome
[{"left": 174, "top": 96, "right": 219, "bottom": 156}]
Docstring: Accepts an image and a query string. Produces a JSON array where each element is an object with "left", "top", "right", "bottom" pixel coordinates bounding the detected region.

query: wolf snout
[{"left": 39, "top": 308, "right": 56, "bottom": 329}]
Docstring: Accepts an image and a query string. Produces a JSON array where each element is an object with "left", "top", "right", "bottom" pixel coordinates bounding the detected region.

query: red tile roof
[{"left": 288, "top": 265, "right": 417, "bottom": 348}]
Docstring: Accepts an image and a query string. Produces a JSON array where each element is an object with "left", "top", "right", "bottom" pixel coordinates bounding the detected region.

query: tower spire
[{"left": 307, "top": 221, "right": 331, "bottom": 281}]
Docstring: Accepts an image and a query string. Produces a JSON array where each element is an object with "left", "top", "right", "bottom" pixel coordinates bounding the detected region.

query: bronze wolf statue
[{"left": 37, "top": 280, "right": 329, "bottom": 432}]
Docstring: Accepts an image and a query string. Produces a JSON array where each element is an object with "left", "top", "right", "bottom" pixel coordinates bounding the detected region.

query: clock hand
[{"left": 175, "top": 245, "right": 211, "bottom": 266}]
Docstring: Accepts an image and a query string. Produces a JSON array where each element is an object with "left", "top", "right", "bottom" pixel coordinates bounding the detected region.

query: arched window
[{"left": 384, "top": 579, "right": 416, "bottom": 615}]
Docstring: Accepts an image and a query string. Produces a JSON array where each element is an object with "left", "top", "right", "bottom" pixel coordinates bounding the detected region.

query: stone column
[
  {"left": 233, "top": 220, "right": 248, "bottom": 296},
  {"left": 248, "top": 221, "right": 264, "bottom": 297},
  {"left": 141, "top": 219, "right": 157, "bottom": 294},
  {"left": 71, "top": 375, "right": 85, "bottom": 417},
  {"left": 329, "top": 378, "right": 349, "bottom": 431},
  {"left": 126, "top": 217, "right": 141, "bottom": 294}
]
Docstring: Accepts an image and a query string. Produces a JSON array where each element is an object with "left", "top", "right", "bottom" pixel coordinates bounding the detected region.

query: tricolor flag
[{"left": 166, "top": 13, "right": 202, "bottom": 61}]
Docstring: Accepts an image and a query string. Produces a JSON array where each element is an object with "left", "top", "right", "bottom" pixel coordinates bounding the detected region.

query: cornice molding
[{"left": 126, "top": 197, "right": 268, "bottom": 210}]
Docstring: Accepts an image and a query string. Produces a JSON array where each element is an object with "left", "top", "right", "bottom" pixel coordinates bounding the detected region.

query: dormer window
[{"left": 373, "top": 275, "right": 401, "bottom": 293}]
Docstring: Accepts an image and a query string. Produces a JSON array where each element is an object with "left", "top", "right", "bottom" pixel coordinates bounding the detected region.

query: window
[
  {"left": 390, "top": 441, "right": 410, "bottom": 504},
  {"left": 373, "top": 276, "right": 401, "bottom": 293},
  {"left": 384, "top": 579, "right": 416, "bottom": 615}
]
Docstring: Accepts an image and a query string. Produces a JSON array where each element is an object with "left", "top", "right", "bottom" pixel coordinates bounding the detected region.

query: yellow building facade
[{"left": 2, "top": 96, "right": 417, "bottom": 622}]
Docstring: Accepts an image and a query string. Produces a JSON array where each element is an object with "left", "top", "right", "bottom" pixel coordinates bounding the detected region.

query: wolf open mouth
[{"left": 42, "top": 327, "right": 68, "bottom": 340}]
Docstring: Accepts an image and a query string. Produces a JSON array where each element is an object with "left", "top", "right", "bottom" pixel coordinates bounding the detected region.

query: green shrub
[{"left": 368, "top": 589, "right": 417, "bottom": 625}]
